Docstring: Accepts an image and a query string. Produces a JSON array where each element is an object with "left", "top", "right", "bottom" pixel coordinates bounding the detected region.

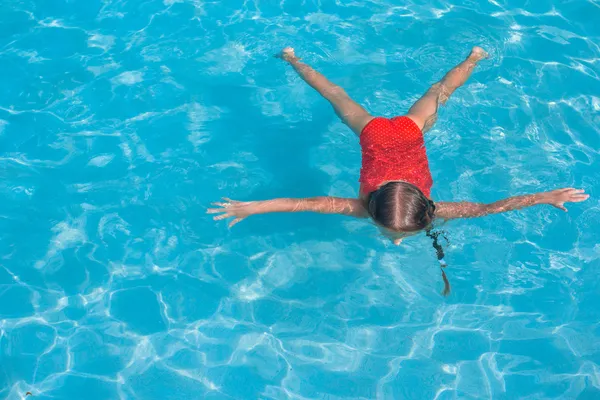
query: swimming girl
[{"left": 208, "top": 46, "right": 589, "bottom": 293}]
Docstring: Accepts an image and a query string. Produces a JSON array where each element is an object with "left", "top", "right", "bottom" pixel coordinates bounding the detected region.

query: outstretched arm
[
  {"left": 435, "top": 188, "right": 589, "bottom": 220},
  {"left": 207, "top": 197, "right": 368, "bottom": 227}
]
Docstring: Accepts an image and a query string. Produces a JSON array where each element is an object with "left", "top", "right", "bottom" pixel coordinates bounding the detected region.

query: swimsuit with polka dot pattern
[{"left": 359, "top": 116, "right": 433, "bottom": 198}]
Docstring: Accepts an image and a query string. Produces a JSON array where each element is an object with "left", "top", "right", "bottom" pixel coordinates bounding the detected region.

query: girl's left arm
[{"left": 435, "top": 188, "right": 589, "bottom": 220}]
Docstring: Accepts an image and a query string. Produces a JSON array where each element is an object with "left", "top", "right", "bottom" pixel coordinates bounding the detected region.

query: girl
[{"left": 208, "top": 47, "right": 588, "bottom": 292}]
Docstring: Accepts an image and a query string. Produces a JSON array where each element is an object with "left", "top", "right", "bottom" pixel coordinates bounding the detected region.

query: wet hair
[
  {"left": 367, "top": 181, "right": 435, "bottom": 232},
  {"left": 426, "top": 229, "right": 451, "bottom": 296},
  {"left": 367, "top": 181, "right": 451, "bottom": 296}
]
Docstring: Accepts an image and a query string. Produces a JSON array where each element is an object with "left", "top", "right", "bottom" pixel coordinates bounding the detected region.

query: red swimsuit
[{"left": 359, "top": 116, "right": 433, "bottom": 198}]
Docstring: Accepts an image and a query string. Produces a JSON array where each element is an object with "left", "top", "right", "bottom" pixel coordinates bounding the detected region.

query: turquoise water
[{"left": 1, "top": 0, "right": 599, "bottom": 398}]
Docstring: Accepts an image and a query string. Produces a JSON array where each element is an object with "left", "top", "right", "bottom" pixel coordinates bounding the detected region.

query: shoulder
[
  {"left": 433, "top": 201, "right": 460, "bottom": 220},
  {"left": 434, "top": 201, "right": 486, "bottom": 220},
  {"left": 348, "top": 197, "right": 369, "bottom": 218}
]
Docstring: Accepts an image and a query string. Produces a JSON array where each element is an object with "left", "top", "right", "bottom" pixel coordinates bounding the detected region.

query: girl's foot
[
  {"left": 276, "top": 47, "right": 299, "bottom": 62},
  {"left": 468, "top": 46, "right": 489, "bottom": 62}
]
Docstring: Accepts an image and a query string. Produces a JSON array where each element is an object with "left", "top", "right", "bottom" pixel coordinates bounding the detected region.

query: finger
[
  {"left": 206, "top": 208, "right": 222, "bottom": 214},
  {"left": 222, "top": 197, "right": 238, "bottom": 204},
  {"left": 569, "top": 194, "right": 588, "bottom": 199},
  {"left": 211, "top": 202, "right": 229, "bottom": 207},
  {"left": 564, "top": 188, "right": 585, "bottom": 194},
  {"left": 229, "top": 218, "right": 244, "bottom": 228},
  {"left": 570, "top": 195, "right": 590, "bottom": 202},
  {"left": 213, "top": 214, "right": 230, "bottom": 221}
]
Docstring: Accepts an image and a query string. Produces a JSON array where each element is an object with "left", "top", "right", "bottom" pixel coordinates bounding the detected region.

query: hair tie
[{"left": 426, "top": 199, "right": 436, "bottom": 220}]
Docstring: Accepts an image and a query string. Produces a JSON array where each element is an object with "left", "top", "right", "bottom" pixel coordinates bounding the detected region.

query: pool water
[{"left": 1, "top": 0, "right": 599, "bottom": 399}]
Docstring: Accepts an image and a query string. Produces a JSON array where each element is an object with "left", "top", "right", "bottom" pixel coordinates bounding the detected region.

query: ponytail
[
  {"left": 367, "top": 184, "right": 451, "bottom": 295},
  {"left": 426, "top": 226, "right": 451, "bottom": 297}
]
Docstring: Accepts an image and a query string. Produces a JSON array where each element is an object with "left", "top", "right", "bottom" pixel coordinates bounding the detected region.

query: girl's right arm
[
  {"left": 207, "top": 197, "right": 368, "bottom": 227},
  {"left": 434, "top": 188, "right": 589, "bottom": 220}
]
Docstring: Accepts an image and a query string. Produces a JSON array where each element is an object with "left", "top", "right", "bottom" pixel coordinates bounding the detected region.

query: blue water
[{"left": 1, "top": 0, "right": 599, "bottom": 399}]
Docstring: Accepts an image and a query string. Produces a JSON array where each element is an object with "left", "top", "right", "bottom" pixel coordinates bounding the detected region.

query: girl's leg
[
  {"left": 280, "top": 47, "right": 374, "bottom": 136},
  {"left": 407, "top": 46, "right": 488, "bottom": 132}
]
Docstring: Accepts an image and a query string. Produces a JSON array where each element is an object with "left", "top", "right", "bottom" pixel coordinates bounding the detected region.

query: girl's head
[
  {"left": 367, "top": 181, "right": 435, "bottom": 237},
  {"left": 367, "top": 181, "right": 451, "bottom": 296}
]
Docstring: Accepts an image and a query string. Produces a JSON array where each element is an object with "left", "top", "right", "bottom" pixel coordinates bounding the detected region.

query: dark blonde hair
[
  {"left": 367, "top": 181, "right": 450, "bottom": 296},
  {"left": 367, "top": 181, "right": 435, "bottom": 232}
]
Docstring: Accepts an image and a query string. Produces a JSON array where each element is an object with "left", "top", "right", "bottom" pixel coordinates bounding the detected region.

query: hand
[
  {"left": 275, "top": 47, "right": 300, "bottom": 62},
  {"left": 207, "top": 198, "right": 256, "bottom": 227},
  {"left": 542, "top": 188, "right": 589, "bottom": 211}
]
